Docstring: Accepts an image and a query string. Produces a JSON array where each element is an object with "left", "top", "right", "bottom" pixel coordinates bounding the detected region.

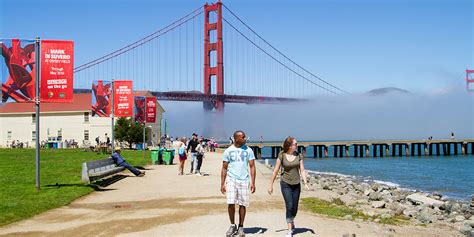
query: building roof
[
  {"left": 0, "top": 93, "right": 91, "bottom": 114},
  {"left": 0, "top": 92, "right": 165, "bottom": 114}
]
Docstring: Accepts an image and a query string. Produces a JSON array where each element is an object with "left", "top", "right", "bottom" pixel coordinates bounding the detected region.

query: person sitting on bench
[{"left": 112, "top": 147, "right": 145, "bottom": 177}]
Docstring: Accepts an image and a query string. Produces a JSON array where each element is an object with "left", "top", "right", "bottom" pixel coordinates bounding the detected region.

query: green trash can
[
  {"left": 163, "top": 149, "right": 175, "bottom": 165},
  {"left": 151, "top": 149, "right": 159, "bottom": 165}
]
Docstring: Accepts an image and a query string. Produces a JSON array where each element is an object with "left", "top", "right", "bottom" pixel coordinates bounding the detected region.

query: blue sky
[
  {"left": 1, "top": 0, "right": 472, "bottom": 93},
  {"left": 1, "top": 0, "right": 473, "bottom": 139}
]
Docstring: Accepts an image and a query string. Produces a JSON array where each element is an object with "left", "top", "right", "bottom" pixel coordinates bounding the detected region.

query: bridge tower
[
  {"left": 467, "top": 69, "right": 474, "bottom": 92},
  {"left": 203, "top": 1, "right": 224, "bottom": 112}
]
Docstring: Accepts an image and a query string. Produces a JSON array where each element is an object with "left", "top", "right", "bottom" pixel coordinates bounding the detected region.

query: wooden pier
[{"left": 221, "top": 139, "right": 474, "bottom": 159}]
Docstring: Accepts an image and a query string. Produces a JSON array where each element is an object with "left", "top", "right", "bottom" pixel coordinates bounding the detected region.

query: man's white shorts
[{"left": 226, "top": 177, "right": 250, "bottom": 207}]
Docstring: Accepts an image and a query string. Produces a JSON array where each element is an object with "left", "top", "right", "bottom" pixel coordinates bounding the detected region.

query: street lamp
[
  {"left": 143, "top": 125, "right": 152, "bottom": 159},
  {"left": 163, "top": 118, "right": 168, "bottom": 148}
]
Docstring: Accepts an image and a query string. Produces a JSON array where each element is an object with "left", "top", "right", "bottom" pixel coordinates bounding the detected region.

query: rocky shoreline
[{"left": 264, "top": 163, "right": 474, "bottom": 236}]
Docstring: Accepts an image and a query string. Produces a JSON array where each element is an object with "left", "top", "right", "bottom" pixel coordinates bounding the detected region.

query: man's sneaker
[
  {"left": 226, "top": 224, "right": 238, "bottom": 237},
  {"left": 237, "top": 227, "right": 245, "bottom": 237},
  {"left": 286, "top": 229, "right": 293, "bottom": 237}
]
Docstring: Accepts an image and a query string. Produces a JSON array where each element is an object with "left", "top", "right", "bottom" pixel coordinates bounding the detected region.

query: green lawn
[{"left": 0, "top": 148, "right": 150, "bottom": 227}]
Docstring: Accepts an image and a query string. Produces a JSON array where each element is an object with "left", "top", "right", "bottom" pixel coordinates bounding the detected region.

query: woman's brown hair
[{"left": 282, "top": 136, "right": 295, "bottom": 153}]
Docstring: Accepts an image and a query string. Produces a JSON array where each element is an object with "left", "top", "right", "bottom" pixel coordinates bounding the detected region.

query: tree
[{"left": 114, "top": 117, "right": 148, "bottom": 149}]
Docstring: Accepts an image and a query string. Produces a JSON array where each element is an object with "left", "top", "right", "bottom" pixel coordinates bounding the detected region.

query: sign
[
  {"left": 40, "top": 40, "right": 74, "bottom": 102},
  {"left": 146, "top": 96, "right": 157, "bottom": 123},
  {"left": 91, "top": 80, "right": 111, "bottom": 117},
  {"left": 134, "top": 96, "right": 145, "bottom": 123},
  {"left": 113, "top": 80, "right": 133, "bottom": 117},
  {"left": 0, "top": 39, "right": 36, "bottom": 103}
]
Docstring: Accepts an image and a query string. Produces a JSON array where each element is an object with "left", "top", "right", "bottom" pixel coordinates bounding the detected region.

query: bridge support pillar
[{"left": 204, "top": 1, "right": 225, "bottom": 112}]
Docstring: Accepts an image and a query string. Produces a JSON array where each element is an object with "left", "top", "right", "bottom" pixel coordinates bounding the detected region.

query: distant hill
[{"left": 366, "top": 87, "right": 410, "bottom": 96}]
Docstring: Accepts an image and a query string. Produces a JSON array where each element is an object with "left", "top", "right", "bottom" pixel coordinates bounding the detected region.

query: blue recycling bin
[
  {"left": 52, "top": 142, "right": 58, "bottom": 149},
  {"left": 137, "top": 143, "right": 143, "bottom": 150}
]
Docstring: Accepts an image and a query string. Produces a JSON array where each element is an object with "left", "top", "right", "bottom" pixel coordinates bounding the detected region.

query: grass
[
  {"left": 301, "top": 197, "right": 410, "bottom": 225},
  {"left": 0, "top": 148, "right": 150, "bottom": 227}
]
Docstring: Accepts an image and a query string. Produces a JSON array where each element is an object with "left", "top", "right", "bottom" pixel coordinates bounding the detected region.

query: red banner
[
  {"left": 146, "top": 96, "right": 157, "bottom": 123},
  {"left": 40, "top": 40, "right": 74, "bottom": 103},
  {"left": 1, "top": 39, "right": 36, "bottom": 103},
  {"left": 134, "top": 96, "right": 145, "bottom": 123},
  {"left": 91, "top": 80, "right": 111, "bottom": 117},
  {"left": 113, "top": 80, "right": 133, "bottom": 117}
]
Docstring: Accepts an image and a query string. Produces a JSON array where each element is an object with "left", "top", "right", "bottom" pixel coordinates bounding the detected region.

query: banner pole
[
  {"left": 111, "top": 80, "right": 115, "bottom": 152},
  {"left": 143, "top": 99, "right": 146, "bottom": 159},
  {"left": 35, "top": 37, "right": 41, "bottom": 191}
]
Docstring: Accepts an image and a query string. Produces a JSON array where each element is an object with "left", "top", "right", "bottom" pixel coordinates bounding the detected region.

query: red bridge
[{"left": 73, "top": 1, "right": 347, "bottom": 111}]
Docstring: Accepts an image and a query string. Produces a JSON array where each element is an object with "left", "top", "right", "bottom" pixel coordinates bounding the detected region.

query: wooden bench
[{"left": 81, "top": 158, "right": 125, "bottom": 183}]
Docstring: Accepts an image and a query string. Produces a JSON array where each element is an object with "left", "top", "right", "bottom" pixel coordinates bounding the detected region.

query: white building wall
[
  {"left": 0, "top": 110, "right": 164, "bottom": 148},
  {"left": 0, "top": 111, "right": 111, "bottom": 148}
]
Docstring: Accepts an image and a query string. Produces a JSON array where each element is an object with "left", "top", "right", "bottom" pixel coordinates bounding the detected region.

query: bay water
[{"left": 260, "top": 146, "right": 474, "bottom": 201}]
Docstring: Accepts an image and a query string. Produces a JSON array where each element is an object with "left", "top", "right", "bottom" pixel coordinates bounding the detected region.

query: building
[{"left": 0, "top": 92, "right": 165, "bottom": 148}]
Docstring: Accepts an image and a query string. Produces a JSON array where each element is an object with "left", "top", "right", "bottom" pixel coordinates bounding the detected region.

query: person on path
[
  {"left": 187, "top": 133, "right": 200, "bottom": 174},
  {"left": 221, "top": 130, "right": 256, "bottom": 237},
  {"left": 268, "top": 136, "right": 309, "bottom": 237},
  {"left": 195, "top": 139, "right": 205, "bottom": 176},
  {"left": 177, "top": 137, "right": 187, "bottom": 175}
]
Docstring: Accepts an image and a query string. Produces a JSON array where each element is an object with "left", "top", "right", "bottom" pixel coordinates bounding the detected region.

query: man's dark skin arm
[
  {"left": 221, "top": 161, "right": 228, "bottom": 194},
  {"left": 249, "top": 160, "right": 256, "bottom": 193}
]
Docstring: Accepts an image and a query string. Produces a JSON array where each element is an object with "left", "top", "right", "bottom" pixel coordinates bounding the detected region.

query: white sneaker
[
  {"left": 237, "top": 227, "right": 245, "bottom": 237},
  {"left": 286, "top": 229, "right": 293, "bottom": 237},
  {"left": 196, "top": 173, "right": 202, "bottom": 176},
  {"left": 226, "top": 224, "right": 238, "bottom": 237}
]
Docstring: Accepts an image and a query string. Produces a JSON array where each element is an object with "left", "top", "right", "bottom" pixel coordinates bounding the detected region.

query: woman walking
[
  {"left": 268, "top": 137, "right": 309, "bottom": 237},
  {"left": 195, "top": 139, "right": 205, "bottom": 176},
  {"left": 177, "top": 137, "right": 187, "bottom": 175}
]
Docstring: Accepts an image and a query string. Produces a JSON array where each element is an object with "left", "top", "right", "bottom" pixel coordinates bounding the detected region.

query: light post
[
  {"left": 164, "top": 119, "right": 168, "bottom": 148},
  {"left": 143, "top": 125, "right": 152, "bottom": 159}
]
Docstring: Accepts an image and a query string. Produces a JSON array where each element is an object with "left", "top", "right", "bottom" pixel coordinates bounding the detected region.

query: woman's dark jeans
[
  {"left": 280, "top": 181, "right": 301, "bottom": 223},
  {"left": 196, "top": 154, "right": 203, "bottom": 172}
]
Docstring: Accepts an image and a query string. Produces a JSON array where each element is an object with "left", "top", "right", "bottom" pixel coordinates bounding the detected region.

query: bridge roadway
[
  {"left": 221, "top": 139, "right": 474, "bottom": 158},
  {"left": 150, "top": 91, "right": 305, "bottom": 104}
]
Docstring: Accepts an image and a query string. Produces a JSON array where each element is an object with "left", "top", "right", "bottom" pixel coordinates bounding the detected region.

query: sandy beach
[{"left": 0, "top": 151, "right": 463, "bottom": 237}]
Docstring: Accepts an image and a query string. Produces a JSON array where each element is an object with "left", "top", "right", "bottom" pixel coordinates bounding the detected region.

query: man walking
[
  {"left": 221, "top": 130, "right": 256, "bottom": 237},
  {"left": 187, "top": 133, "right": 200, "bottom": 174}
]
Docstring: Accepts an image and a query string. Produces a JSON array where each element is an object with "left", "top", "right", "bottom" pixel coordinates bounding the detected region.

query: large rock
[
  {"left": 406, "top": 193, "right": 444, "bottom": 207},
  {"left": 455, "top": 215, "right": 466, "bottom": 222},
  {"left": 417, "top": 209, "right": 434, "bottom": 224},
  {"left": 369, "top": 192, "right": 382, "bottom": 201},
  {"left": 343, "top": 215, "right": 353, "bottom": 220},
  {"left": 459, "top": 225, "right": 473, "bottom": 235},
  {"left": 464, "top": 220, "right": 474, "bottom": 228},
  {"left": 372, "top": 201, "right": 386, "bottom": 209},
  {"left": 451, "top": 202, "right": 462, "bottom": 213},
  {"left": 432, "top": 192, "right": 442, "bottom": 200},
  {"left": 403, "top": 209, "right": 418, "bottom": 218},
  {"left": 371, "top": 183, "right": 380, "bottom": 191},
  {"left": 355, "top": 199, "right": 369, "bottom": 205}
]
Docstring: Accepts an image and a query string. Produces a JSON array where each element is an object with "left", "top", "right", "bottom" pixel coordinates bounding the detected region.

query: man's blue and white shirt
[{"left": 223, "top": 145, "right": 255, "bottom": 181}]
